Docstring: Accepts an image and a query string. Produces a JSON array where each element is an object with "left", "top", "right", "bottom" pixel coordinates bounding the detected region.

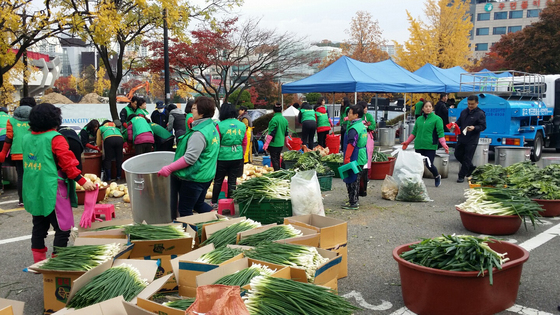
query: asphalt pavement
[{"left": 0, "top": 148, "right": 559, "bottom": 314}]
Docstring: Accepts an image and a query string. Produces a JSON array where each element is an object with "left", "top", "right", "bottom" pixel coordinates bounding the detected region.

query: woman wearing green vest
[
  {"left": 211, "top": 104, "right": 247, "bottom": 207},
  {"left": 150, "top": 122, "right": 174, "bottom": 151},
  {"left": 119, "top": 96, "right": 139, "bottom": 124},
  {"left": 342, "top": 104, "right": 368, "bottom": 210},
  {"left": 315, "top": 98, "right": 333, "bottom": 148},
  {"left": 127, "top": 114, "right": 154, "bottom": 154},
  {"left": 0, "top": 107, "right": 10, "bottom": 193},
  {"left": 23, "top": 103, "right": 95, "bottom": 263},
  {"left": 158, "top": 96, "right": 220, "bottom": 218},
  {"left": 0, "top": 97, "right": 36, "bottom": 206},
  {"left": 136, "top": 98, "right": 150, "bottom": 117},
  {"left": 185, "top": 100, "right": 194, "bottom": 130},
  {"left": 80, "top": 120, "right": 100, "bottom": 152},
  {"left": 402, "top": 101, "right": 449, "bottom": 187},
  {"left": 298, "top": 102, "right": 317, "bottom": 150},
  {"left": 97, "top": 120, "right": 124, "bottom": 181},
  {"left": 263, "top": 104, "right": 291, "bottom": 171}
]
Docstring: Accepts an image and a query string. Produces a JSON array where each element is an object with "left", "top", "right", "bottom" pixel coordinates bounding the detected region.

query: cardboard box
[
  {"left": 77, "top": 219, "right": 133, "bottom": 233},
  {"left": 135, "top": 255, "right": 178, "bottom": 293},
  {"left": 174, "top": 212, "right": 228, "bottom": 247},
  {"left": 236, "top": 224, "right": 319, "bottom": 247},
  {"left": 28, "top": 242, "right": 133, "bottom": 314},
  {"left": 77, "top": 219, "right": 132, "bottom": 239},
  {"left": 0, "top": 298, "right": 24, "bottom": 315},
  {"left": 73, "top": 238, "right": 128, "bottom": 246},
  {"left": 127, "top": 225, "right": 195, "bottom": 258},
  {"left": 171, "top": 244, "right": 244, "bottom": 297},
  {"left": 283, "top": 214, "right": 347, "bottom": 249},
  {"left": 202, "top": 217, "right": 247, "bottom": 241},
  {"left": 195, "top": 258, "right": 286, "bottom": 288},
  {"left": 326, "top": 243, "right": 348, "bottom": 279},
  {"left": 52, "top": 296, "right": 154, "bottom": 315},
  {"left": 136, "top": 274, "right": 188, "bottom": 315}
]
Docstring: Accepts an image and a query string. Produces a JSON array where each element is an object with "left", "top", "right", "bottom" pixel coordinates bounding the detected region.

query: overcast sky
[{"left": 230, "top": 0, "right": 427, "bottom": 45}]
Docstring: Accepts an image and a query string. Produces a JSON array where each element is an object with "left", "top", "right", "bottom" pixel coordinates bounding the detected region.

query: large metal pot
[
  {"left": 378, "top": 128, "right": 395, "bottom": 146},
  {"left": 472, "top": 138, "right": 491, "bottom": 167},
  {"left": 541, "top": 157, "right": 560, "bottom": 167},
  {"left": 122, "top": 152, "right": 175, "bottom": 224},
  {"left": 424, "top": 153, "right": 449, "bottom": 179},
  {"left": 494, "top": 146, "right": 531, "bottom": 167}
]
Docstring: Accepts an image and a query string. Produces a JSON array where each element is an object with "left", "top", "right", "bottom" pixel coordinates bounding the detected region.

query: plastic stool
[
  {"left": 220, "top": 179, "right": 228, "bottom": 197},
  {"left": 94, "top": 204, "right": 115, "bottom": 221},
  {"left": 218, "top": 198, "right": 235, "bottom": 215},
  {"left": 338, "top": 161, "right": 361, "bottom": 179}
]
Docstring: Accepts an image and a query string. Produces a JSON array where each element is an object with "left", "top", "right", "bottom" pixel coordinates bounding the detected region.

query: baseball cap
[{"left": 156, "top": 101, "right": 165, "bottom": 109}]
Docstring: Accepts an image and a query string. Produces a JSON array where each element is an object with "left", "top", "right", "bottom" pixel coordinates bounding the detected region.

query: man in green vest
[
  {"left": 211, "top": 104, "right": 247, "bottom": 207},
  {"left": 157, "top": 96, "right": 219, "bottom": 218},
  {"left": 264, "top": 104, "right": 291, "bottom": 171},
  {"left": 342, "top": 104, "right": 367, "bottom": 210},
  {"left": 150, "top": 122, "right": 174, "bottom": 151},
  {"left": 0, "top": 107, "right": 10, "bottom": 194},
  {"left": 97, "top": 120, "right": 124, "bottom": 180},
  {"left": 298, "top": 102, "right": 317, "bottom": 150},
  {"left": 119, "top": 96, "right": 139, "bottom": 125}
]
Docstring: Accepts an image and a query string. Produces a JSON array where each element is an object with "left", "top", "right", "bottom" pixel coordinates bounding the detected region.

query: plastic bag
[
  {"left": 392, "top": 150, "right": 425, "bottom": 184},
  {"left": 395, "top": 168, "right": 431, "bottom": 202},
  {"left": 381, "top": 175, "right": 399, "bottom": 201},
  {"left": 290, "top": 170, "right": 325, "bottom": 216},
  {"left": 186, "top": 285, "right": 249, "bottom": 315}
]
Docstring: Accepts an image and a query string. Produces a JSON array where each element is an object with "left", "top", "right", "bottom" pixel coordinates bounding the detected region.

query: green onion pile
[
  {"left": 163, "top": 297, "right": 196, "bottom": 310},
  {"left": 244, "top": 276, "right": 360, "bottom": 315},
  {"left": 213, "top": 264, "right": 276, "bottom": 287},
  {"left": 263, "top": 169, "right": 296, "bottom": 180},
  {"left": 457, "top": 188, "right": 543, "bottom": 229},
  {"left": 39, "top": 244, "right": 122, "bottom": 271},
  {"left": 400, "top": 235, "right": 509, "bottom": 285},
  {"left": 232, "top": 177, "right": 290, "bottom": 214},
  {"left": 200, "top": 219, "right": 261, "bottom": 249},
  {"left": 92, "top": 225, "right": 128, "bottom": 231},
  {"left": 238, "top": 225, "right": 302, "bottom": 246},
  {"left": 67, "top": 264, "right": 148, "bottom": 309},
  {"left": 243, "top": 242, "right": 329, "bottom": 282},
  {"left": 194, "top": 218, "right": 227, "bottom": 241},
  {"left": 195, "top": 247, "right": 245, "bottom": 265},
  {"left": 124, "top": 224, "right": 190, "bottom": 240}
]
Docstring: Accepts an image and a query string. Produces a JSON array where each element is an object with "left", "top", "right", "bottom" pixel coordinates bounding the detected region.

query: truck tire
[{"left": 531, "top": 132, "right": 543, "bottom": 162}]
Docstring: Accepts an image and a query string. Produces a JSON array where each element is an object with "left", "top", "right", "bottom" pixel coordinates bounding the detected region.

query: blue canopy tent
[
  {"left": 413, "top": 63, "right": 462, "bottom": 93},
  {"left": 281, "top": 56, "right": 445, "bottom": 93},
  {"left": 478, "top": 68, "right": 513, "bottom": 78}
]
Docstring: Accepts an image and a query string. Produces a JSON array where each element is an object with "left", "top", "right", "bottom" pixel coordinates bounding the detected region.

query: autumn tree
[
  {"left": 54, "top": 0, "right": 241, "bottom": 121},
  {"left": 394, "top": 0, "right": 473, "bottom": 72},
  {"left": 77, "top": 64, "right": 96, "bottom": 96},
  {"left": 482, "top": 0, "right": 560, "bottom": 73},
  {"left": 319, "top": 11, "right": 388, "bottom": 70},
  {"left": 143, "top": 18, "right": 314, "bottom": 109},
  {"left": 94, "top": 67, "right": 111, "bottom": 96}
]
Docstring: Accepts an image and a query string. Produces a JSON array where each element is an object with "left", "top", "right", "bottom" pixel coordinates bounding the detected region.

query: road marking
[
  {"left": 389, "top": 307, "right": 415, "bottom": 315},
  {"left": 0, "top": 200, "right": 18, "bottom": 205},
  {"left": 0, "top": 208, "right": 25, "bottom": 213},
  {"left": 519, "top": 222, "right": 560, "bottom": 252},
  {"left": 341, "top": 290, "right": 392, "bottom": 311},
  {"left": 390, "top": 305, "right": 553, "bottom": 315},
  {"left": 0, "top": 231, "right": 55, "bottom": 245}
]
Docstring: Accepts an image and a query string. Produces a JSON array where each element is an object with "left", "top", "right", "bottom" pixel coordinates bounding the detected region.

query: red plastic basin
[
  {"left": 457, "top": 207, "right": 522, "bottom": 235},
  {"left": 393, "top": 240, "right": 529, "bottom": 315},
  {"left": 368, "top": 156, "right": 396, "bottom": 180},
  {"left": 532, "top": 199, "right": 560, "bottom": 217}
]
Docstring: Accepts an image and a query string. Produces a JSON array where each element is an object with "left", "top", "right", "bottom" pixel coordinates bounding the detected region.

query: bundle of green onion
[
  {"left": 400, "top": 234, "right": 509, "bottom": 285},
  {"left": 231, "top": 177, "right": 290, "bottom": 214},
  {"left": 124, "top": 224, "right": 190, "bottom": 240},
  {"left": 92, "top": 225, "right": 128, "bottom": 231},
  {"left": 238, "top": 225, "right": 302, "bottom": 246},
  {"left": 194, "top": 218, "right": 227, "bottom": 240},
  {"left": 67, "top": 264, "right": 148, "bottom": 309},
  {"left": 200, "top": 219, "right": 261, "bottom": 249},
  {"left": 263, "top": 169, "right": 296, "bottom": 180},
  {"left": 243, "top": 242, "right": 329, "bottom": 282},
  {"left": 457, "top": 188, "right": 543, "bottom": 229},
  {"left": 163, "top": 297, "right": 196, "bottom": 310},
  {"left": 39, "top": 244, "right": 122, "bottom": 271},
  {"left": 195, "top": 247, "right": 245, "bottom": 265},
  {"left": 213, "top": 264, "right": 276, "bottom": 287},
  {"left": 244, "top": 276, "right": 360, "bottom": 315}
]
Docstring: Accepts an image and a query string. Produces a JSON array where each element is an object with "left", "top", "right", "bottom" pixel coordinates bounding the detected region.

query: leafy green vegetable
[
  {"left": 511, "top": 164, "right": 560, "bottom": 200},
  {"left": 321, "top": 153, "right": 343, "bottom": 163},
  {"left": 282, "top": 150, "right": 302, "bottom": 161},
  {"left": 372, "top": 149, "right": 389, "bottom": 162},
  {"left": 470, "top": 164, "right": 508, "bottom": 186}
]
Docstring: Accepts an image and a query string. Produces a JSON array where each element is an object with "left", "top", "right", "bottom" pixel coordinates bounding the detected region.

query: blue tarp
[{"left": 281, "top": 56, "right": 445, "bottom": 94}]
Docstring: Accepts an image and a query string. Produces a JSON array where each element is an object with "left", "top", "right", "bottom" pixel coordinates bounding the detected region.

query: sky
[{"left": 229, "top": 0, "right": 427, "bottom": 45}]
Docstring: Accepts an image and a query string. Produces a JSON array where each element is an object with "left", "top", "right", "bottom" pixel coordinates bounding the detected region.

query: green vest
[
  {"left": 150, "top": 123, "right": 173, "bottom": 140},
  {"left": 131, "top": 116, "right": 153, "bottom": 142},
  {"left": 268, "top": 113, "right": 289, "bottom": 147},
  {"left": 137, "top": 108, "right": 149, "bottom": 117},
  {"left": 124, "top": 106, "right": 136, "bottom": 121},
  {"left": 316, "top": 111, "right": 330, "bottom": 128},
  {"left": 300, "top": 109, "right": 316, "bottom": 122},
  {"left": 362, "top": 112, "right": 376, "bottom": 131},
  {"left": 348, "top": 120, "right": 368, "bottom": 166},
  {"left": 340, "top": 107, "right": 350, "bottom": 128},
  {"left": 9, "top": 117, "right": 31, "bottom": 155},
  {"left": 22, "top": 131, "right": 59, "bottom": 217},
  {"left": 0, "top": 112, "right": 10, "bottom": 137},
  {"left": 217, "top": 118, "right": 246, "bottom": 161},
  {"left": 173, "top": 119, "right": 219, "bottom": 182},
  {"left": 99, "top": 125, "right": 122, "bottom": 140}
]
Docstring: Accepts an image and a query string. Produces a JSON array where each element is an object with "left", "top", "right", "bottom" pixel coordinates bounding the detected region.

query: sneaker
[
  {"left": 457, "top": 177, "right": 464, "bottom": 183},
  {"left": 341, "top": 201, "right": 360, "bottom": 207},
  {"left": 17, "top": 202, "right": 24, "bottom": 207},
  {"left": 342, "top": 204, "right": 359, "bottom": 210},
  {"left": 211, "top": 203, "right": 219, "bottom": 210},
  {"left": 435, "top": 175, "right": 441, "bottom": 187}
]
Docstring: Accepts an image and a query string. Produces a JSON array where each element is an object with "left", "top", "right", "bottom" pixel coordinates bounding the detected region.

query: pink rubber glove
[
  {"left": 285, "top": 136, "right": 292, "bottom": 150},
  {"left": 438, "top": 137, "right": 449, "bottom": 154},
  {"left": 402, "top": 134, "right": 415, "bottom": 150},
  {"left": 263, "top": 135, "right": 273, "bottom": 151},
  {"left": 158, "top": 158, "right": 190, "bottom": 177}
]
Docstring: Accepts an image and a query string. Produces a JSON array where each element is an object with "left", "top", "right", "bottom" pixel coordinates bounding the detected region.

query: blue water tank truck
[{"left": 446, "top": 71, "right": 560, "bottom": 162}]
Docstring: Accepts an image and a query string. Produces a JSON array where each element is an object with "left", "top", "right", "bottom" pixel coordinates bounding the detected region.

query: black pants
[
  {"left": 15, "top": 160, "right": 23, "bottom": 203},
  {"left": 32, "top": 211, "right": 70, "bottom": 250},
  {"left": 340, "top": 126, "right": 347, "bottom": 151},
  {"left": 103, "top": 136, "right": 124, "bottom": 180},
  {"left": 317, "top": 131, "right": 328, "bottom": 148},
  {"left": 346, "top": 170, "right": 362, "bottom": 205},
  {"left": 135, "top": 143, "right": 153, "bottom": 155},
  {"left": 301, "top": 120, "right": 317, "bottom": 149},
  {"left": 211, "top": 159, "right": 243, "bottom": 203},
  {"left": 416, "top": 149, "right": 439, "bottom": 178},
  {"left": 359, "top": 168, "right": 369, "bottom": 196},
  {"left": 455, "top": 142, "right": 477, "bottom": 178},
  {"left": 268, "top": 146, "right": 283, "bottom": 171},
  {"left": 170, "top": 175, "right": 212, "bottom": 219}
]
